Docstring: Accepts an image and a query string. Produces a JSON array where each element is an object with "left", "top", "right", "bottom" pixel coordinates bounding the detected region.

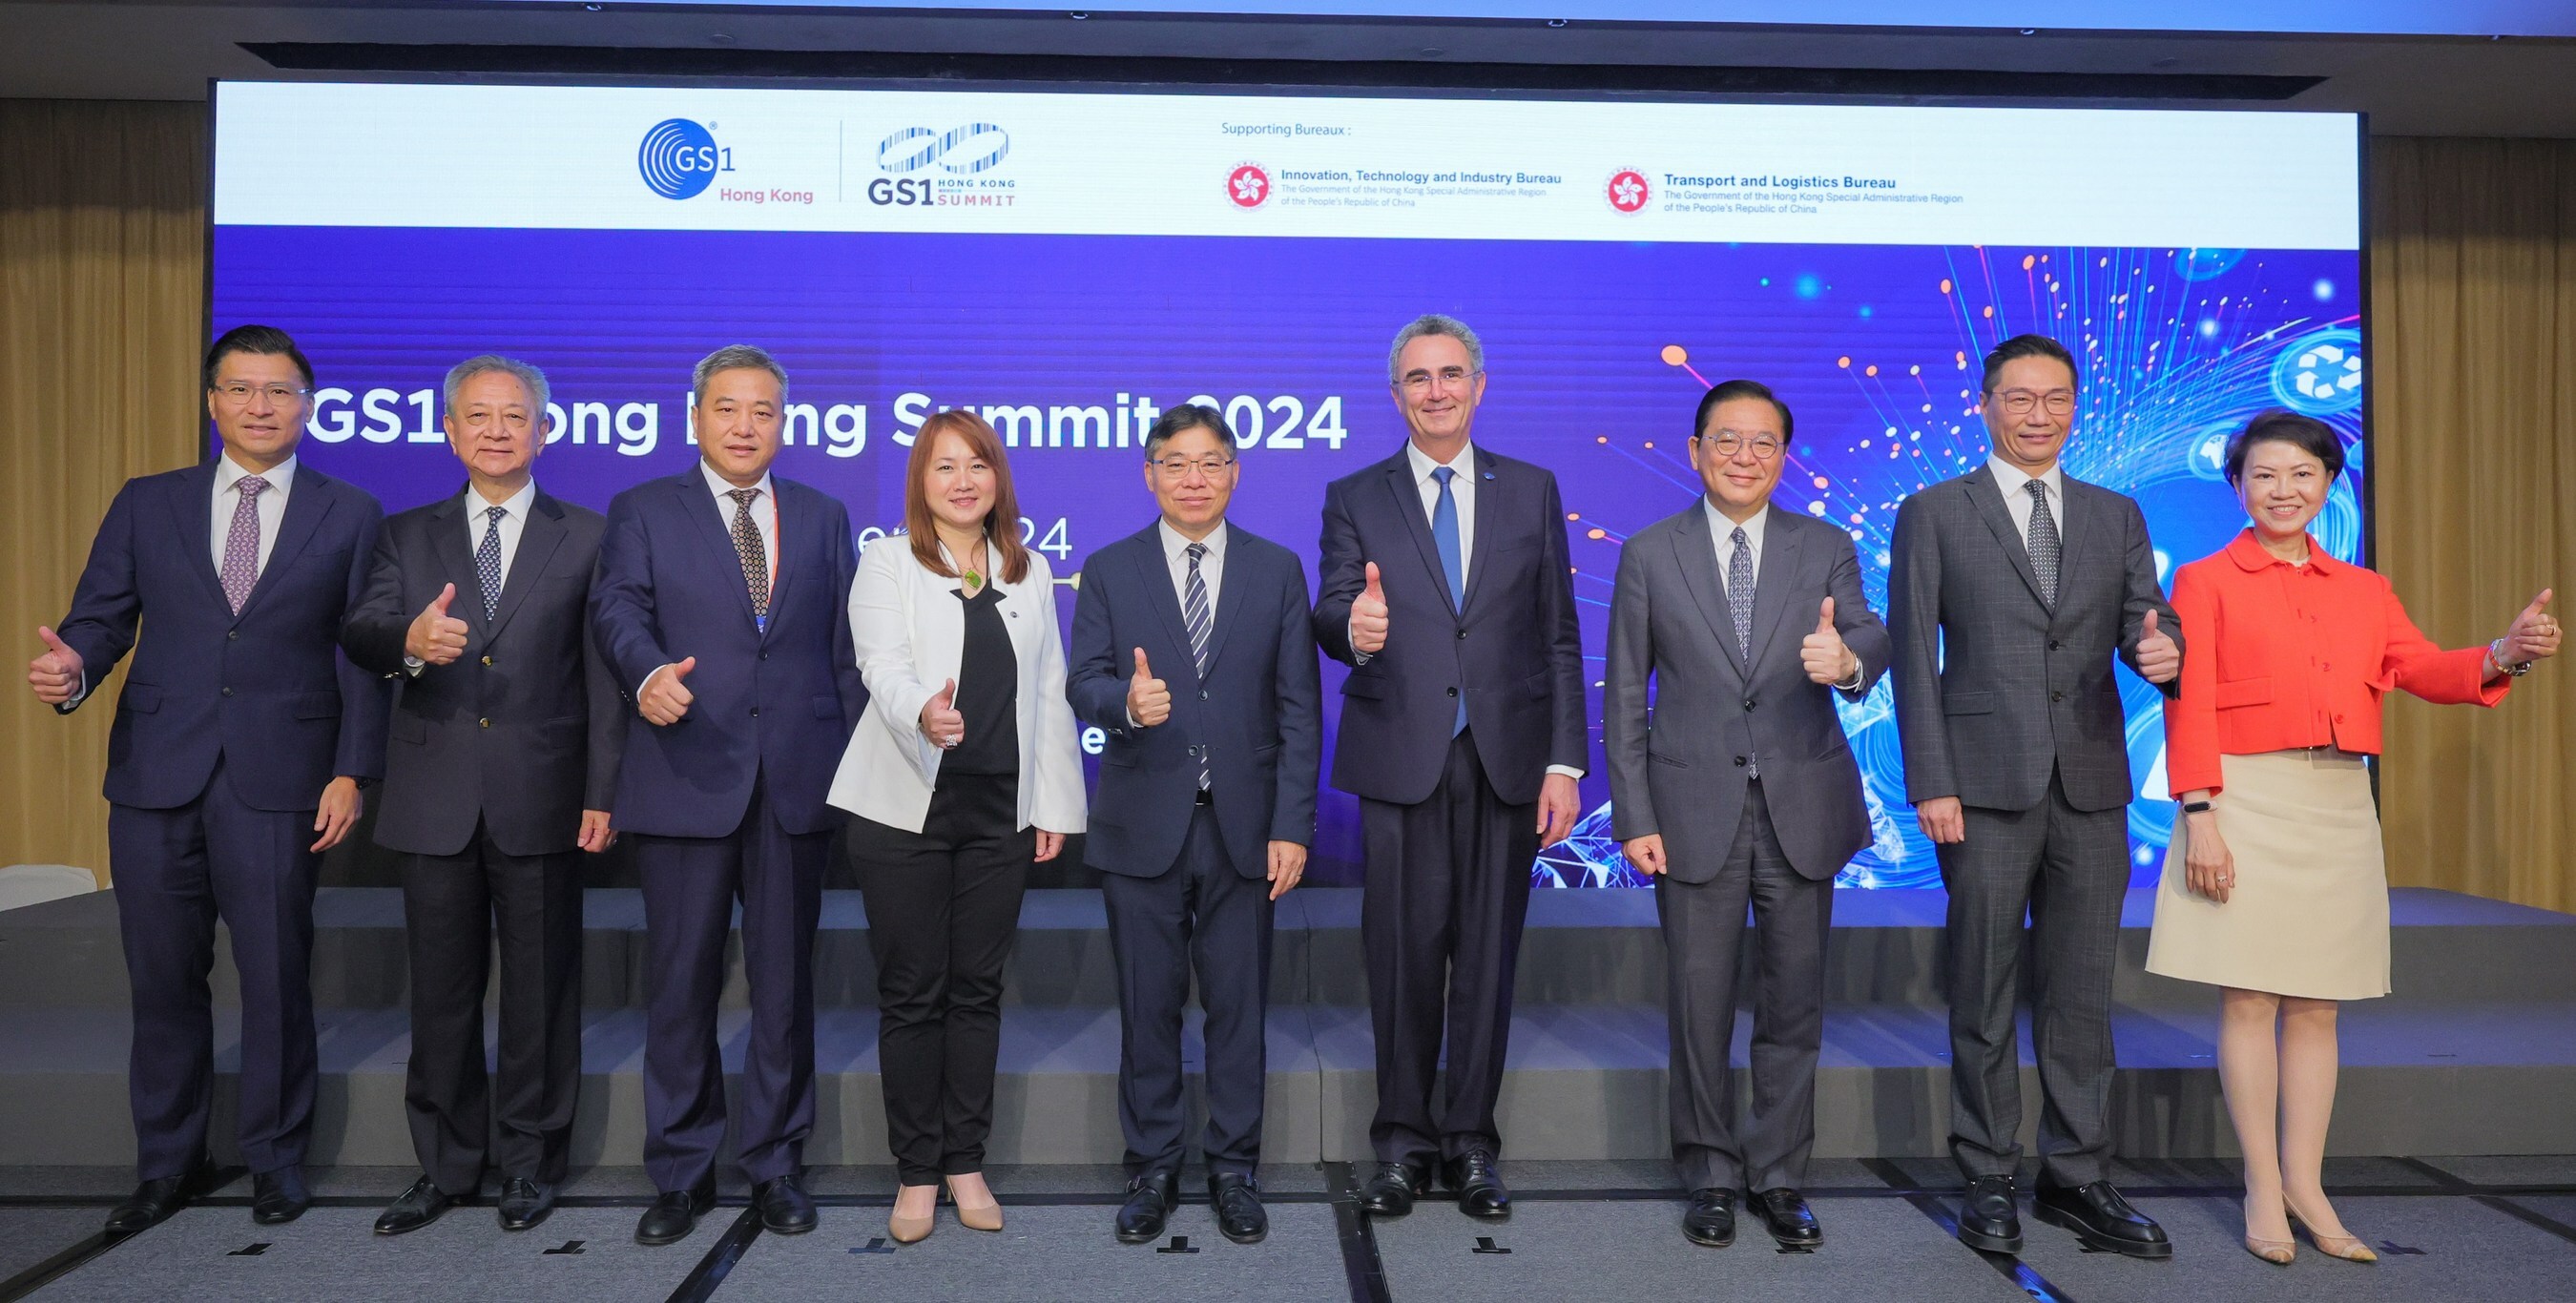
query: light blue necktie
[{"left": 1431, "top": 465, "right": 1466, "bottom": 735}]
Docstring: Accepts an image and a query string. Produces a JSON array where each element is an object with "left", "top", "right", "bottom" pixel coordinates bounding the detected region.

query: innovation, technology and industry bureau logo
[
  {"left": 637, "top": 118, "right": 732, "bottom": 200},
  {"left": 869, "top": 123, "right": 1016, "bottom": 207}
]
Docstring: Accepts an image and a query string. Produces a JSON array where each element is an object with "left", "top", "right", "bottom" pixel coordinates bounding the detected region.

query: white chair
[{"left": 0, "top": 863, "right": 100, "bottom": 912}]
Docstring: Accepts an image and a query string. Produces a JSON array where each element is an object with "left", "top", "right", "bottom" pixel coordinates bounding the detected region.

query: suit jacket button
[
  {"left": 220, "top": 687, "right": 234, "bottom": 697},
  {"left": 1445, "top": 686, "right": 1459, "bottom": 697},
  {"left": 481, "top": 655, "right": 493, "bottom": 666},
  {"left": 2050, "top": 691, "right": 2065, "bottom": 703},
  {"left": 1743, "top": 697, "right": 1756, "bottom": 711},
  {"left": 2048, "top": 639, "right": 2062, "bottom": 651},
  {"left": 1457, "top": 628, "right": 1468, "bottom": 640},
  {"left": 226, "top": 630, "right": 238, "bottom": 640},
  {"left": 749, "top": 706, "right": 760, "bottom": 717},
  {"left": 1199, "top": 689, "right": 1210, "bottom": 700},
  {"left": 1734, "top": 755, "right": 1747, "bottom": 766},
  {"left": 478, "top": 717, "right": 489, "bottom": 728},
  {"left": 759, "top": 651, "right": 769, "bottom": 660}
]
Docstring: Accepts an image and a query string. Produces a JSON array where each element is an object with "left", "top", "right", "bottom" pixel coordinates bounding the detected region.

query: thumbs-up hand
[
  {"left": 1800, "top": 596, "right": 1857, "bottom": 686},
  {"left": 920, "top": 677, "right": 965, "bottom": 750},
  {"left": 26, "top": 626, "right": 84, "bottom": 705},
  {"left": 405, "top": 582, "right": 471, "bottom": 665},
  {"left": 1350, "top": 561, "right": 1390, "bottom": 655},
  {"left": 2135, "top": 608, "right": 2180, "bottom": 684},
  {"left": 639, "top": 655, "right": 696, "bottom": 726},
  {"left": 2497, "top": 588, "right": 2561, "bottom": 669},
  {"left": 1127, "top": 648, "right": 1172, "bottom": 727}
]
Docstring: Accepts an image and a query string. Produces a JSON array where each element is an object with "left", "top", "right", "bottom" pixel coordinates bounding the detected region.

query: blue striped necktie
[{"left": 1183, "top": 542, "right": 1212, "bottom": 790}]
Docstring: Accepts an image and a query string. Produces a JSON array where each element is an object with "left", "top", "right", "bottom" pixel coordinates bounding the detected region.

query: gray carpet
[
  {"left": 25, "top": 1206, "right": 718, "bottom": 1302},
  {"left": 0, "top": 1207, "right": 101, "bottom": 1283},
  {"left": 712, "top": 1202, "right": 1348, "bottom": 1302},
  {"left": 2419, "top": 1154, "right": 2576, "bottom": 1188},
  {"left": 1370, "top": 1197, "right": 2029, "bottom": 1303},
  {"left": 2011, "top": 1194, "right": 2576, "bottom": 1301}
]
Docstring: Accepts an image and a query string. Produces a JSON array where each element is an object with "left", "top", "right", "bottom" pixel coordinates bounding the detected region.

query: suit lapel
[
  {"left": 1381, "top": 452, "right": 1454, "bottom": 614},
  {"left": 1963, "top": 465, "right": 2051, "bottom": 610},
  {"left": 1130, "top": 524, "right": 1195, "bottom": 679},
  {"left": 1199, "top": 522, "right": 1255, "bottom": 681},
  {"left": 176, "top": 463, "right": 229, "bottom": 611},
  {"left": 483, "top": 491, "right": 565, "bottom": 644},
  {"left": 2052, "top": 474, "right": 2093, "bottom": 613},
  {"left": 426, "top": 493, "right": 484, "bottom": 633},
  {"left": 759, "top": 481, "right": 802, "bottom": 645},
  {"left": 234, "top": 465, "right": 332, "bottom": 625},
  {"left": 1745, "top": 507, "right": 1804, "bottom": 671},
  {"left": 676, "top": 468, "right": 761, "bottom": 631},
  {"left": 1670, "top": 504, "right": 1748, "bottom": 678},
  {"left": 1457, "top": 446, "right": 1499, "bottom": 616}
]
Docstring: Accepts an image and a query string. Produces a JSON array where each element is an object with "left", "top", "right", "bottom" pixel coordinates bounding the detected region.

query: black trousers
[
  {"left": 850, "top": 773, "right": 1031, "bottom": 1187},
  {"left": 1360, "top": 729, "right": 1536, "bottom": 1169},
  {"left": 107, "top": 758, "right": 319, "bottom": 1180},
  {"left": 634, "top": 777, "right": 828, "bottom": 1193},
  {"left": 1101, "top": 802, "right": 1275, "bottom": 1179},
  {"left": 1655, "top": 780, "right": 1834, "bottom": 1194},
  {"left": 401, "top": 822, "right": 584, "bottom": 1194}
]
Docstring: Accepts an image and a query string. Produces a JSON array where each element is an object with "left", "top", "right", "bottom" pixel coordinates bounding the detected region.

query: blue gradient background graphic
[{"left": 212, "top": 227, "right": 2363, "bottom": 888}]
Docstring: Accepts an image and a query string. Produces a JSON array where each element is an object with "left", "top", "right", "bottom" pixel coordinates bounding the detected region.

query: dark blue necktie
[
  {"left": 1431, "top": 465, "right": 1466, "bottom": 735},
  {"left": 1183, "top": 542, "right": 1212, "bottom": 790},
  {"left": 474, "top": 505, "right": 507, "bottom": 619}
]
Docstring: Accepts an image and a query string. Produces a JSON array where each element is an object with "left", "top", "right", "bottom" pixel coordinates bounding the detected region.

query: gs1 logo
[
  {"left": 867, "top": 176, "right": 934, "bottom": 206},
  {"left": 637, "top": 118, "right": 734, "bottom": 200}
]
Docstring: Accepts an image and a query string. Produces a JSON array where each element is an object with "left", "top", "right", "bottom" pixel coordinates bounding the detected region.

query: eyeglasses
[
  {"left": 1396, "top": 367, "right": 1483, "bottom": 395},
  {"left": 1700, "top": 432, "right": 1783, "bottom": 460},
  {"left": 1989, "top": 388, "right": 2076, "bottom": 417},
  {"left": 1152, "top": 456, "right": 1236, "bottom": 480},
  {"left": 211, "top": 382, "right": 312, "bottom": 405}
]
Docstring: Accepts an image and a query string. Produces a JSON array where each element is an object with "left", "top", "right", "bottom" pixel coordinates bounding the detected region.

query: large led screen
[{"left": 210, "top": 82, "right": 2365, "bottom": 888}]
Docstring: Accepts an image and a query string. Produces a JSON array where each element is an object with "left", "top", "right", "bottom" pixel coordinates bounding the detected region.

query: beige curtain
[
  {"left": 2370, "top": 136, "right": 2576, "bottom": 912},
  {"left": 1, "top": 108, "right": 2570, "bottom": 909},
  {"left": 0, "top": 101, "right": 206, "bottom": 883}
]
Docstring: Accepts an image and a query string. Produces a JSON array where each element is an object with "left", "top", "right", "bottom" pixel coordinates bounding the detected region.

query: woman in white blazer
[{"left": 828, "top": 410, "right": 1085, "bottom": 1243}]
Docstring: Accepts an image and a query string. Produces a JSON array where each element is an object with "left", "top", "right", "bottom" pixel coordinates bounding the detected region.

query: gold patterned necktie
[{"left": 727, "top": 487, "right": 770, "bottom": 628}]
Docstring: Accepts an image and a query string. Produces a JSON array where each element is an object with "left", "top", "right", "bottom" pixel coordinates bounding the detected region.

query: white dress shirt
[
  {"left": 406, "top": 479, "right": 539, "bottom": 675},
  {"left": 1704, "top": 497, "right": 1768, "bottom": 589},
  {"left": 639, "top": 462, "right": 782, "bottom": 697},
  {"left": 1159, "top": 518, "right": 1226, "bottom": 615},
  {"left": 1985, "top": 454, "right": 2066, "bottom": 552},
  {"left": 211, "top": 449, "right": 296, "bottom": 579}
]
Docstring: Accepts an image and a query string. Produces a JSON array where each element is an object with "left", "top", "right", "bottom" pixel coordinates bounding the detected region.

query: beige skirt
[{"left": 2144, "top": 749, "right": 2391, "bottom": 1001}]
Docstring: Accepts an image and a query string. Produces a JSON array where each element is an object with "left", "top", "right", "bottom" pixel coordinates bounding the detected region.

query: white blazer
[{"left": 827, "top": 534, "right": 1089, "bottom": 837}]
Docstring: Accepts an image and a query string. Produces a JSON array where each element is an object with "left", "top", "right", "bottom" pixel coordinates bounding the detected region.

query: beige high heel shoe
[
  {"left": 948, "top": 1175, "right": 1004, "bottom": 1232},
  {"left": 888, "top": 1184, "right": 939, "bottom": 1244},
  {"left": 2286, "top": 1201, "right": 2379, "bottom": 1263},
  {"left": 2243, "top": 1195, "right": 2295, "bottom": 1265}
]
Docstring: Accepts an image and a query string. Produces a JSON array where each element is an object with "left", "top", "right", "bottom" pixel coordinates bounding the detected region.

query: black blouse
[{"left": 943, "top": 581, "right": 1020, "bottom": 776}]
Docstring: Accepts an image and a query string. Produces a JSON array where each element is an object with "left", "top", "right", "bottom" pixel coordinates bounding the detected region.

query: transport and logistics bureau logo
[
  {"left": 869, "top": 123, "right": 1017, "bottom": 207},
  {"left": 637, "top": 118, "right": 733, "bottom": 199}
]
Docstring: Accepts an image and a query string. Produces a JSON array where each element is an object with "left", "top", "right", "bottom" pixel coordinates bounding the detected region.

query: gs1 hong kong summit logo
[
  {"left": 638, "top": 118, "right": 733, "bottom": 200},
  {"left": 1606, "top": 168, "right": 1651, "bottom": 214}
]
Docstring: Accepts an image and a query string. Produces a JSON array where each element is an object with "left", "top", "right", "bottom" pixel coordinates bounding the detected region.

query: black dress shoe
[
  {"left": 1752, "top": 1188, "right": 1822, "bottom": 1248},
  {"left": 2034, "top": 1180, "right": 2172, "bottom": 1259},
  {"left": 1209, "top": 1171, "right": 1268, "bottom": 1245},
  {"left": 1357, "top": 1162, "right": 1425, "bottom": 1217},
  {"left": 251, "top": 1168, "right": 310, "bottom": 1225},
  {"left": 1956, "top": 1175, "right": 2024, "bottom": 1253},
  {"left": 634, "top": 1182, "right": 717, "bottom": 1246},
  {"left": 1443, "top": 1150, "right": 1510, "bottom": 1219},
  {"left": 754, "top": 1173, "right": 817, "bottom": 1234},
  {"left": 1681, "top": 1189, "right": 1736, "bottom": 1248},
  {"left": 374, "top": 1175, "right": 460, "bottom": 1235},
  {"left": 497, "top": 1177, "right": 556, "bottom": 1231},
  {"left": 1115, "top": 1169, "right": 1179, "bottom": 1244},
  {"left": 105, "top": 1161, "right": 212, "bottom": 1236}
]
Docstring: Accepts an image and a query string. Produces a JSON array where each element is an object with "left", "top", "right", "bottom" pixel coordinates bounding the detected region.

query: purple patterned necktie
[{"left": 219, "top": 475, "right": 269, "bottom": 614}]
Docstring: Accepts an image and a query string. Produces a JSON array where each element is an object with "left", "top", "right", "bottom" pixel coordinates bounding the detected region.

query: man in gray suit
[
  {"left": 1607, "top": 380, "right": 1888, "bottom": 1250},
  {"left": 1889, "top": 333, "right": 2181, "bottom": 1258}
]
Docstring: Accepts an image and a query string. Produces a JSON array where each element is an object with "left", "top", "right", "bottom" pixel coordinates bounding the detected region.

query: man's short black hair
[
  {"left": 204, "top": 324, "right": 314, "bottom": 391},
  {"left": 2224, "top": 409, "right": 2346, "bottom": 485},
  {"left": 1693, "top": 379, "right": 1794, "bottom": 442},
  {"left": 1142, "top": 403, "right": 1236, "bottom": 459},
  {"left": 1980, "top": 333, "right": 2078, "bottom": 397}
]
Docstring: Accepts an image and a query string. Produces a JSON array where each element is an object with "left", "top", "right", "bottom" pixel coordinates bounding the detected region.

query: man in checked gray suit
[
  {"left": 1607, "top": 380, "right": 1888, "bottom": 1251},
  {"left": 1889, "top": 333, "right": 2182, "bottom": 1258}
]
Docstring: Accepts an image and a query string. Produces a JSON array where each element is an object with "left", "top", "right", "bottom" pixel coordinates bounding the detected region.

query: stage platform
[{"left": 3, "top": 886, "right": 2572, "bottom": 1171}]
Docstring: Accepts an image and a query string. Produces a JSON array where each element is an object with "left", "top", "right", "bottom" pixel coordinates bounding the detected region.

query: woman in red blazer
[{"left": 2148, "top": 411, "right": 2558, "bottom": 1266}]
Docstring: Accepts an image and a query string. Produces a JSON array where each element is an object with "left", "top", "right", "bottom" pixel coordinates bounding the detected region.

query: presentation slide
[{"left": 211, "top": 81, "right": 2364, "bottom": 888}]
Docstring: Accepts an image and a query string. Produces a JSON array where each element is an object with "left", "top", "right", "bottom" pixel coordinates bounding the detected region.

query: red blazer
[{"left": 2163, "top": 530, "right": 2505, "bottom": 796}]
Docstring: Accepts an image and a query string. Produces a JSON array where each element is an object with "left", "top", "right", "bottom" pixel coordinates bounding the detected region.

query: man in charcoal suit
[
  {"left": 1067, "top": 403, "right": 1322, "bottom": 1247},
  {"left": 1606, "top": 380, "right": 1889, "bottom": 1250},
  {"left": 1889, "top": 333, "right": 2183, "bottom": 1257},
  {"left": 342, "top": 355, "right": 623, "bottom": 1235}
]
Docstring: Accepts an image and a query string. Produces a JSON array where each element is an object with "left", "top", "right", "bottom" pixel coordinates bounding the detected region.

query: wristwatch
[
  {"left": 2180, "top": 800, "right": 2213, "bottom": 815},
  {"left": 2489, "top": 638, "right": 2534, "bottom": 677}
]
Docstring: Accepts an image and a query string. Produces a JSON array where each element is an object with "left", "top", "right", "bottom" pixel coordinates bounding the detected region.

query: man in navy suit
[
  {"left": 1313, "top": 315, "right": 1588, "bottom": 1220},
  {"left": 590, "top": 344, "right": 863, "bottom": 1246},
  {"left": 341, "top": 356, "right": 624, "bottom": 1236},
  {"left": 1067, "top": 404, "right": 1322, "bottom": 1247},
  {"left": 26, "top": 324, "right": 389, "bottom": 1233}
]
